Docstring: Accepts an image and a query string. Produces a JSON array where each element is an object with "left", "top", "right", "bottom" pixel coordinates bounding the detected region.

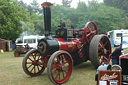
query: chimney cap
[{"left": 41, "top": 2, "right": 53, "bottom": 8}]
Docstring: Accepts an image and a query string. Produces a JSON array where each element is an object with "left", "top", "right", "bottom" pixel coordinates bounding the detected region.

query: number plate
[{"left": 122, "top": 75, "right": 128, "bottom": 82}]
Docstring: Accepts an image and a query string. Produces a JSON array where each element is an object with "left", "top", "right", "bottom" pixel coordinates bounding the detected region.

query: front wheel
[
  {"left": 22, "top": 49, "right": 45, "bottom": 76},
  {"left": 47, "top": 50, "right": 73, "bottom": 84}
]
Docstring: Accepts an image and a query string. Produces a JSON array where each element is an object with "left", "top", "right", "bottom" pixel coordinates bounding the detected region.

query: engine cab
[
  {"left": 55, "top": 22, "right": 84, "bottom": 40},
  {"left": 56, "top": 24, "right": 74, "bottom": 39}
]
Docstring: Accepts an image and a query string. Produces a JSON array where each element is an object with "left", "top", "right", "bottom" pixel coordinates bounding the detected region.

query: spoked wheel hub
[
  {"left": 61, "top": 65, "right": 66, "bottom": 71},
  {"left": 32, "top": 60, "right": 38, "bottom": 66},
  {"left": 103, "top": 48, "right": 107, "bottom": 54},
  {"left": 100, "top": 47, "right": 107, "bottom": 56},
  {"left": 56, "top": 64, "right": 66, "bottom": 71}
]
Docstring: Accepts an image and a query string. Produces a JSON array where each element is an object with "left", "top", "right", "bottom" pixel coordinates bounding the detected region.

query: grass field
[{"left": 0, "top": 51, "right": 98, "bottom": 85}]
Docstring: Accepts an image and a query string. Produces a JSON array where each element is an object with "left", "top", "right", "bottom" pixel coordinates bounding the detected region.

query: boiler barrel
[
  {"left": 38, "top": 38, "right": 81, "bottom": 56},
  {"left": 56, "top": 38, "right": 81, "bottom": 53}
]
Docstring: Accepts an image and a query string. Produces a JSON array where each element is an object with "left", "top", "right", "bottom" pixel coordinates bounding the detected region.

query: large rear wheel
[
  {"left": 89, "top": 35, "right": 111, "bottom": 68},
  {"left": 22, "top": 49, "right": 45, "bottom": 76},
  {"left": 47, "top": 50, "right": 73, "bottom": 84}
]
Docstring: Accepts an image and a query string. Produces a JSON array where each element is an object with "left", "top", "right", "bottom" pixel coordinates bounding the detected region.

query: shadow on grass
[
  {"left": 73, "top": 61, "right": 96, "bottom": 70},
  {"left": 24, "top": 71, "right": 49, "bottom": 82}
]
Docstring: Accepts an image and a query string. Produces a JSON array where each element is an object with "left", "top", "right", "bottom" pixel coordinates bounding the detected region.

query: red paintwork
[
  {"left": 120, "top": 54, "right": 128, "bottom": 59},
  {"left": 15, "top": 53, "right": 19, "bottom": 56},
  {"left": 56, "top": 38, "right": 82, "bottom": 53},
  {"left": 43, "top": 55, "right": 50, "bottom": 67}
]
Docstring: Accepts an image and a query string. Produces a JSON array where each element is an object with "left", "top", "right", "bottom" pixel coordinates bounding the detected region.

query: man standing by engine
[{"left": 110, "top": 45, "right": 123, "bottom": 65}]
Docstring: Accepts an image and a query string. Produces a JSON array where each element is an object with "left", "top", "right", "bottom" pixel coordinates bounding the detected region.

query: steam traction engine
[{"left": 22, "top": 2, "right": 111, "bottom": 84}]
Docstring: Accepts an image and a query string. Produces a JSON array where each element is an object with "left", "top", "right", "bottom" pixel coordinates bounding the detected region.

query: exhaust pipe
[{"left": 41, "top": 2, "right": 53, "bottom": 37}]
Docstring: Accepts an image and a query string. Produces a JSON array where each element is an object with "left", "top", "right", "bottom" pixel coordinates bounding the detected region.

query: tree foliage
[
  {"left": 18, "top": 0, "right": 42, "bottom": 14},
  {"left": 30, "top": 13, "right": 44, "bottom": 35},
  {"left": 1, "top": 0, "right": 128, "bottom": 42},
  {"left": 16, "top": 0, "right": 128, "bottom": 35},
  {"left": 62, "top": 0, "right": 72, "bottom": 7},
  {"left": 86, "top": 1, "right": 124, "bottom": 33},
  {"left": 0, "top": 0, "right": 34, "bottom": 42},
  {"left": 104, "top": 0, "right": 128, "bottom": 13}
]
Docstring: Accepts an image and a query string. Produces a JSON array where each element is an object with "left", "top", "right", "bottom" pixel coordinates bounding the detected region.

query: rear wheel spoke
[
  {"left": 104, "top": 42, "right": 108, "bottom": 47},
  {"left": 103, "top": 56, "right": 108, "bottom": 60}
]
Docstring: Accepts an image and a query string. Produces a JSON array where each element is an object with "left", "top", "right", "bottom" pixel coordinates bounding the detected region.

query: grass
[{"left": 0, "top": 51, "right": 97, "bottom": 85}]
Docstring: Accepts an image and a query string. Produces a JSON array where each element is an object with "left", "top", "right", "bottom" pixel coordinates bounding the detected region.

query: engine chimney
[{"left": 41, "top": 2, "right": 53, "bottom": 37}]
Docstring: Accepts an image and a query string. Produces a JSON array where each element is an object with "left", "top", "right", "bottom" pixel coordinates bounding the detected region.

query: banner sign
[{"left": 98, "top": 70, "right": 121, "bottom": 85}]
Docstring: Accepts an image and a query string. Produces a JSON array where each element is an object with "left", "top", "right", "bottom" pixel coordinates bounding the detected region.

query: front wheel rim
[{"left": 47, "top": 51, "right": 73, "bottom": 84}]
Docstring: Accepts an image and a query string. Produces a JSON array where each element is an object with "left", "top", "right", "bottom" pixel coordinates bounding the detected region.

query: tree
[
  {"left": 62, "top": 0, "right": 72, "bottom": 7},
  {"left": 76, "top": 2, "right": 87, "bottom": 28},
  {"left": 87, "top": 2, "right": 125, "bottom": 33},
  {"left": 51, "top": 4, "right": 78, "bottom": 34},
  {"left": 76, "top": 1, "right": 125, "bottom": 33},
  {"left": 28, "top": 0, "right": 42, "bottom": 14},
  {"left": 104, "top": 0, "right": 128, "bottom": 13},
  {"left": 0, "top": 0, "right": 33, "bottom": 42},
  {"left": 17, "top": 0, "right": 44, "bottom": 36},
  {"left": 17, "top": 0, "right": 27, "bottom": 8},
  {"left": 17, "top": 0, "right": 42, "bottom": 15},
  {"left": 30, "top": 13, "right": 44, "bottom": 35}
]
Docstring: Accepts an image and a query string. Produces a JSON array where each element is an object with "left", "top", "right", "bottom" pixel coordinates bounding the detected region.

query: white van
[
  {"left": 107, "top": 29, "right": 128, "bottom": 46},
  {"left": 16, "top": 35, "right": 44, "bottom": 49}
]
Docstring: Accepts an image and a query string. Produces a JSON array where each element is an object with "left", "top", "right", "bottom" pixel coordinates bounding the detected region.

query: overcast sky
[{"left": 19, "top": 0, "right": 103, "bottom": 8}]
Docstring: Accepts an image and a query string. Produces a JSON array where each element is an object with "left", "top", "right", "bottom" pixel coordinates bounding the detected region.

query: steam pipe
[{"left": 41, "top": 2, "right": 53, "bottom": 37}]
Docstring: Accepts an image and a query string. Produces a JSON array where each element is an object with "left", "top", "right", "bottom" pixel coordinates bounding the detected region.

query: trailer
[{"left": 107, "top": 29, "right": 128, "bottom": 46}]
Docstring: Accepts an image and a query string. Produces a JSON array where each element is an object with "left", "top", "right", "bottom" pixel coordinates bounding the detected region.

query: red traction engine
[{"left": 22, "top": 2, "right": 111, "bottom": 84}]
